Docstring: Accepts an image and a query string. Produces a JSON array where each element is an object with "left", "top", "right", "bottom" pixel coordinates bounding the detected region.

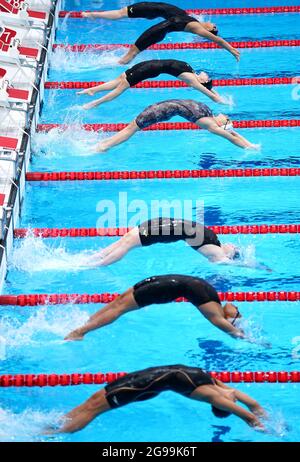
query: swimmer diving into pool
[
  {"left": 85, "top": 218, "right": 241, "bottom": 266},
  {"left": 77, "top": 60, "right": 231, "bottom": 110},
  {"left": 48, "top": 364, "right": 266, "bottom": 434},
  {"left": 84, "top": 218, "right": 271, "bottom": 270},
  {"left": 94, "top": 99, "right": 259, "bottom": 152},
  {"left": 82, "top": 2, "right": 240, "bottom": 64},
  {"left": 65, "top": 274, "right": 246, "bottom": 341}
]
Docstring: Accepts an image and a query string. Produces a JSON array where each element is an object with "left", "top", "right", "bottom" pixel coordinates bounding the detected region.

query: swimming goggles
[
  {"left": 231, "top": 308, "right": 241, "bottom": 326},
  {"left": 223, "top": 118, "right": 234, "bottom": 131}
]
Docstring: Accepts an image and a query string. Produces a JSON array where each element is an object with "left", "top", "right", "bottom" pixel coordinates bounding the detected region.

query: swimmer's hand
[
  {"left": 231, "top": 48, "right": 240, "bottom": 61},
  {"left": 218, "top": 95, "right": 234, "bottom": 106},
  {"left": 246, "top": 143, "right": 261, "bottom": 151},
  {"left": 64, "top": 329, "right": 84, "bottom": 341},
  {"left": 248, "top": 415, "right": 266, "bottom": 431},
  {"left": 82, "top": 100, "right": 101, "bottom": 110},
  {"left": 242, "top": 336, "right": 272, "bottom": 349}
]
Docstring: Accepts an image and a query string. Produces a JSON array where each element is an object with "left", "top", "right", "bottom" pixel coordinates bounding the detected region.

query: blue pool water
[{"left": 1, "top": 0, "right": 300, "bottom": 442}]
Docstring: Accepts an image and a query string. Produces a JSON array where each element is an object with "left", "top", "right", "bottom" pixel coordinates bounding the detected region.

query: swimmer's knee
[
  {"left": 119, "top": 7, "right": 128, "bottom": 18},
  {"left": 116, "top": 289, "right": 134, "bottom": 307},
  {"left": 86, "top": 391, "right": 105, "bottom": 411},
  {"left": 130, "top": 120, "right": 140, "bottom": 131}
]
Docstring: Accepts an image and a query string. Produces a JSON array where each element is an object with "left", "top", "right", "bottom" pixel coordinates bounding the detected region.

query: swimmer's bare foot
[
  {"left": 82, "top": 100, "right": 101, "bottom": 110},
  {"left": 81, "top": 12, "right": 96, "bottom": 19},
  {"left": 77, "top": 88, "right": 97, "bottom": 96},
  {"left": 64, "top": 329, "right": 84, "bottom": 341}
]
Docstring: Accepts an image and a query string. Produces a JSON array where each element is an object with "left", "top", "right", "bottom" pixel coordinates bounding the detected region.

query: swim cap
[
  {"left": 211, "top": 406, "right": 231, "bottom": 418},
  {"left": 202, "top": 79, "right": 213, "bottom": 91}
]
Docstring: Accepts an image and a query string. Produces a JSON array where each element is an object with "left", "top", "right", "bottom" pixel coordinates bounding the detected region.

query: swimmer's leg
[
  {"left": 119, "top": 21, "right": 169, "bottom": 64},
  {"left": 65, "top": 288, "right": 139, "bottom": 340},
  {"left": 82, "top": 7, "right": 128, "bottom": 20},
  {"left": 119, "top": 45, "right": 140, "bottom": 65},
  {"left": 77, "top": 77, "right": 122, "bottom": 96},
  {"left": 82, "top": 79, "right": 130, "bottom": 110},
  {"left": 95, "top": 120, "right": 140, "bottom": 152},
  {"left": 50, "top": 389, "right": 111, "bottom": 434},
  {"left": 86, "top": 228, "right": 141, "bottom": 267}
]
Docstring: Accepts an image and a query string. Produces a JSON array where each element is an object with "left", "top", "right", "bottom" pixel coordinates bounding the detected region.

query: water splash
[
  {"left": 50, "top": 46, "right": 125, "bottom": 73},
  {"left": 0, "top": 408, "right": 64, "bottom": 442},
  {"left": 0, "top": 305, "right": 89, "bottom": 348},
  {"left": 32, "top": 122, "right": 103, "bottom": 158},
  {"left": 60, "top": 11, "right": 71, "bottom": 32},
  {"left": 10, "top": 233, "right": 96, "bottom": 272},
  {"left": 191, "top": 14, "right": 205, "bottom": 22},
  {"left": 222, "top": 94, "right": 235, "bottom": 108},
  {"left": 235, "top": 314, "right": 271, "bottom": 348},
  {"left": 0, "top": 335, "right": 6, "bottom": 360},
  {"left": 239, "top": 243, "right": 257, "bottom": 267},
  {"left": 262, "top": 408, "right": 288, "bottom": 438}
]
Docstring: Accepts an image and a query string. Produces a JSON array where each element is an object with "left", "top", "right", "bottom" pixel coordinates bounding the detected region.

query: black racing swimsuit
[
  {"left": 135, "top": 99, "right": 212, "bottom": 129},
  {"left": 127, "top": 2, "right": 188, "bottom": 20},
  {"left": 135, "top": 16, "right": 199, "bottom": 51},
  {"left": 125, "top": 59, "right": 193, "bottom": 87},
  {"left": 132, "top": 274, "right": 221, "bottom": 308},
  {"left": 105, "top": 364, "right": 214, "bottom": 408},
  {"left": 138, "top": 218, "right": 221, "bottom": 250}
]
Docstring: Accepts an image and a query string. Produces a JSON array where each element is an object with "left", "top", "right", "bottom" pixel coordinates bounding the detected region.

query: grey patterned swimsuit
[{"left": 135, "top": 99, "right": 213, "bottom": 129}]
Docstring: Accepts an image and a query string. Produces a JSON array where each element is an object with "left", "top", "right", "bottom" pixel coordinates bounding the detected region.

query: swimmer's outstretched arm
[
  {"left": 213, "top": 379, "right": 265, "bottom": 414},
  {"left": 199, "top": 121, "right": 259, "bottom": 149},
  {"left": 95, "top": 120, "right": 140, "bottom": 152},
  {"left": 196, "top": 388, "right": 265, "bottom": 429},
  {"left": 200, "top": 302, "right": 245, "bottom": 339},
  {"left": 229, "top": 130, "right": 261, "bottom": 150},
  {"left": 187, "top": 23, "right": 240, "bottom": 61},
  {"left": 214, "top": 257, "right": 273, "bottom": 272},
  {"left": 180, "top": 74, "right": 228, "bottom": 105}
]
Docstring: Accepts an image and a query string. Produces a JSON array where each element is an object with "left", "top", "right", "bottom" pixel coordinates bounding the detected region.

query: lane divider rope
[
  {"left": 53, "top": 40, "right": 300, "bottom": 52},
  {"left": 14, "top": 224, "right": 300, "bottom": 238},
  {"left": 44, "top": 77, "right": 296, "bottom": 90},
  {"left": 1, "top": 291, "right": 299, "bottom": 306},
  {"left": 1, "top": 371, "right": 299, "bottom": 386},
  {"left": 36, "top": 120, "right": 300, "bottom": 133},
  {"left": 58, "top": 6, "right": 300, "bottom": 17},
  {"left": 25, "top": 168, "right": 300, "bottom": 182}
]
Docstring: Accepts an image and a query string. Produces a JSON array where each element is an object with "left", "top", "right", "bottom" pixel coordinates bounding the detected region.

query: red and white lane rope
[
  {"left": 1, "top": 371, "right": 299, "bottom": 387},
  {"left": 53, "top": 39, "right": 300, "bottom": 52},
  {"left": 26, "top": 168, "right": 300, "bottom": 182},
  {"left": 59, "top": 6, "right": 300, "bottom": 18},
  {"left": 0, "top": 291, "right": 299, "bottom": 306},
  {"left": 36, "top": 120, "right": 300, "bottom": 133},
  {"left": 44, "top": 77, "right": 296, "bottom": 90},
  {"left": 14, "top": 224, "right": 300, "bottom": 239}
]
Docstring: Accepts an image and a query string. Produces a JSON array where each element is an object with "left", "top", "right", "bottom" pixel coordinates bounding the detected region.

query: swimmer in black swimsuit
[
  {"left": 94, "top": 99, "right": 259, "bottom": 152},
  {"left": 51, "top": 364, "right": 266, "bottom": 433},
  {"left": 65, "top": 274, "right": 246, "bottom": 342},
  {"left": 77, "top": 60, "right": 231, "bottom": 110},
  {"left": 81, "top": 2, "right": 240, "bottom": 64},
  {"left": 85, "top": 218, "right": 241, "bottom": 267}
]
